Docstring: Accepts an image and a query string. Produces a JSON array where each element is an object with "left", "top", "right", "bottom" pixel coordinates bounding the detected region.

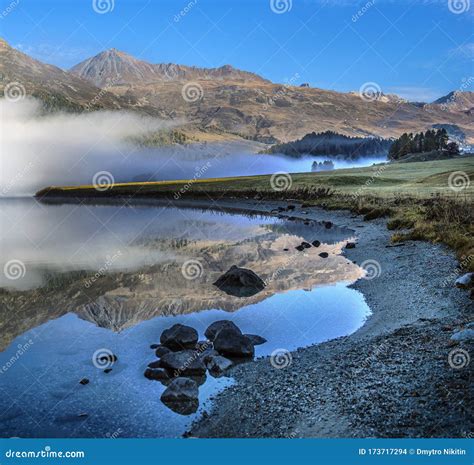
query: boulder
[
  {"left": 324, "top": 221, "right": 333, "bottom": 229},
  {"left": 147, "top": 360, "right": 161, "bottom": 369},
  {"left": 312, "top": 240, "right": 321, "bottom": 248},
  {"left": 206, "top": 355, "right": 233, "bottom": 377},
  {"left": 159, "top": 350, "right": 207, "bottom": 376},
  {"left": 79, "top": 378, "right": 89, "bottom": 385},
  {"left": 301, "top": 242, "right": 311, "bottom": 249},
  {"left": 346, "top": 242, "right": 356, "bottom": 249},
  {"left": 205, "top": 320, "right": 242, "bottom": 341},
  {"left": 160, "top": 324, "right": 198, "bottom": 350},
  {"left": 150, "top": 344, "right": 160, "bottom": 349},
  {"left": 319, "top": 252, "right": 329, "bottom": 258},
  {"left": 213, "top": 328, "right": 255, "bottom": 358},
  {"left": 161, "top": 378, "right": 199, "bottom": 415},
  {"left": 455, "top": 273, "right": 474, "bottom": 289},
  {"left": 295, "top": 245, "right": 305, "bottom": 251},
  {"left": 244, "top": 334, "right": 267, "bottom": 346},
  {"left": 144, "top": 367, "right": 171, "bottom": 382},
  {"left": 213, "top": 265, "right": 265, "bottom": 297}
]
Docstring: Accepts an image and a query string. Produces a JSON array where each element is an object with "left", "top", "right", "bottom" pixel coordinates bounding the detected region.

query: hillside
[{"left": 2, "top": 41, "right": 473, "bottom": 143}]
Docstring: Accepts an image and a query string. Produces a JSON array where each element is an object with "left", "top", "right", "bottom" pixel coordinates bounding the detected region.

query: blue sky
[{"left": 1, "top": 0, "right": 473, "bottom": 101}]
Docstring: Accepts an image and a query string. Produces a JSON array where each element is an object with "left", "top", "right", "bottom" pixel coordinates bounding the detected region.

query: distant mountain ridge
[
  {"left": 2, "top": 39, "right": 473, "bottom": 144},
  {"left": 69, "top": 48, "right": 269, "bottom": 87}
]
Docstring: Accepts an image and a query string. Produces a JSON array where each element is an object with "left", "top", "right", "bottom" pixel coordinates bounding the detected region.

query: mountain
[
  {"left": 2, "top": 41, "right": 473, "bottom": 143},
  {"left": 0, "top": 39, "right": 129, "bottom": 111},
  {"left": 429, "top": 91, "right": 474, "bottom": 113},
  {"left": 69, "top": 48, "right": 268, "bottom": 87}
]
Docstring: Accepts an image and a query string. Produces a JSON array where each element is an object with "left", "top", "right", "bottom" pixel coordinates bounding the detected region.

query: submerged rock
[
  {"left": 245, "top": 334, "right": 267, "bottom": 346},
  {"left": 450, "top": 329, "right": 474, "bottom": 342},
  {"left": 213, "top": 265, "right": 265, "bottom": 297},
  {"left": 159, "top": 350, "right": 207, "bottom": 376},
  {"left": 213, "top": 328, "right": 255, "bottom": 358},
  {"left": 346, "top": 242, "right": 356, "bottom": 249},
  {"left": 206, "top": 355, "right": 233, "bottom": 377},
  {"left": 455, "top": 273, "right": 474, "bottom": 289},
  {"left": 79, "top": 378, "right": 89, "bottom": 385},
  {"left": 205, "top": 320, "right": 241, "bottom": 341},
  {"left": 160, "top": 324, "right": 198, "bottom": 350},
  {"left": 161, "top": 378, "right": 199, "bottom": 415}
]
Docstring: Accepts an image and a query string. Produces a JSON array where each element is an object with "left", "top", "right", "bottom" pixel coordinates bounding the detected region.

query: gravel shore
[{"left": 187, "top": 200, "right": 473, "bottom": 438}]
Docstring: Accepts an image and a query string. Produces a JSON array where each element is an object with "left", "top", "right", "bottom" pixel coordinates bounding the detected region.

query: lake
[{"left": 0, "top": 199, "right": 371, "bottom": 437}]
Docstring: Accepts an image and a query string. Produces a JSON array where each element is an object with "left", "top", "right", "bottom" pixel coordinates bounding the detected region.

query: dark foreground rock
[
  {"left": 205, "top": 320, "right": 241, "bottom": 341},
  {"left": 159, "top": 350, "right": 207, "bottom": 376},
  {"left": 144, "top": 367, "right": 171, "bottom": 382},
  {"left": 161, "top": 378, "right": 199, "bottom": 415},
  {"left": 213, "top": 329, "right": 255, "bottom": 358},
  {"left": 160, "top": 324, "right": 198, "bottom": 350},
  {"left": 213, "top": 265, "right": 265, "bottom": 297},
  {"left": 206, "top": 355, "right": 233, "bottom": 377}
]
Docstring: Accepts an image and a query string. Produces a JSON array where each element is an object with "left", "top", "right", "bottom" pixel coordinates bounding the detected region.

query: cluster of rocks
[
  {"left": 144, "top": 321, "right": 266, "bottom": 415},
  {"left": 455, "top": 272, "right": 474, "bottom": 300}
]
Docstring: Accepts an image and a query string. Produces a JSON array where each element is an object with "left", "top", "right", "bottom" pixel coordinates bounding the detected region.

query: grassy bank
[{"left": 37, "top": 158, "right": 474, "bottom": 271}]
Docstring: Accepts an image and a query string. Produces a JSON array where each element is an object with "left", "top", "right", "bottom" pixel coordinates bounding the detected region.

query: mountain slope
[
  {"left": 429, "top": 90, "right": 474, "bottom": 113},
  {"left": 0, "top": 39, "right": 128, "bottom": 111},
  {"left": 69, "top": 48, "right": 268, "bottom": 87}
]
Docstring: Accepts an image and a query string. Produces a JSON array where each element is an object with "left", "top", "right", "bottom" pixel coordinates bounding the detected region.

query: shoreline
[
  {"left": 179, "top": 199, "right": 473, "bottom": 438},
  {"left": 30, "top": 194, "right": 473, "bottom": 437}
]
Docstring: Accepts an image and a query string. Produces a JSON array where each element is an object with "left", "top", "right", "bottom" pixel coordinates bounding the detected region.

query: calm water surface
[{"left": 0, "top": 199, "right": 371, "bottom": 437}]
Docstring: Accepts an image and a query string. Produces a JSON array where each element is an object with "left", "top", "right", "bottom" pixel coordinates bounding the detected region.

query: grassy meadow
[{"left": 37, "top": 157, "right": 474, "bottom": 271}]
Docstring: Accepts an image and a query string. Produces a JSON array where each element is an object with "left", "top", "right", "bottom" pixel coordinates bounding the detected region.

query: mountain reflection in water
[{"left": 0, "top": 199, "right": 371, "bottom": 437}]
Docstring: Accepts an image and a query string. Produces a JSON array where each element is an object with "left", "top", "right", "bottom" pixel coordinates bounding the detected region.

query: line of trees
[
  {"left": 388, "top": 128, "right": 459, "bottom": 160},
  {"left": 266, "top": 131, "right": 392, "bottom": 159}
]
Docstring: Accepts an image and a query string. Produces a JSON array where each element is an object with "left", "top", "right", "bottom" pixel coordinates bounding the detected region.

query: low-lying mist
[{"left": 1, "top": 98, "right": 386, "bottom": 197}]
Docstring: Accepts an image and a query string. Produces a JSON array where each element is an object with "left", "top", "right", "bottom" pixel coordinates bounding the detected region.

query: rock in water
[
  {"left": 245, "top": 334, "right": 267, "bottom": 346},
  {"left": 206, "top": 355, "right": 233, "bottom": 377},
  {"left": 450, "top": 329, "right": 474, "bottom": 342},
  {"left": 144, "top": 368, "right": 171, "bottom": 382},
  {"left": 161, "top": 378, "right": 199, "bottom": 415},
  {"left": 213, "top": 265, "right": 265, "bottom": 297},
  {"left": 213, "top": 328, "right": 255, "bottom": 358},
  {"left": 455, "top": 273, "right": 474, "bottom": 289},
  {"left": 159, "top": 350, "right": 207, "bottom": 376},
  {"left": 204, "top": 320, "right": 242, "bottom": 341},
  {"left": 346, "top": 242, "right": 356, "bottom": 249},
  {"left": 155, "top": 345, "right": 172, "bottom": 357},
  {"left": 160, "top": 324, "right": 198, "bottom": 350},
  {"left": 312, "top": 240, "right": 321, "bottom": 247}
]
